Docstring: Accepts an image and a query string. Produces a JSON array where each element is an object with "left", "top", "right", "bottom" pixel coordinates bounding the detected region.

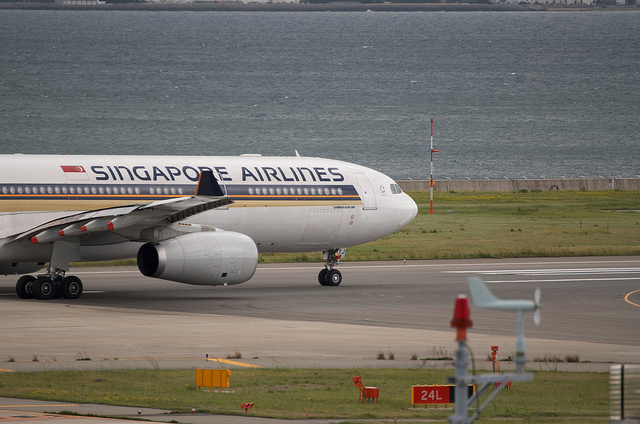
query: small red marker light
[
  {"left": 451, "top": 295, "right": 472, "bottom": 341},
  {"left": 80, "top": 226, "right": 87, "bottom": 232},
  {"left": 58, "top": 230, "right": 65, "bottom": 236},
  {"left": 107, "top": 222, "right": 114, "bottom": 230}
]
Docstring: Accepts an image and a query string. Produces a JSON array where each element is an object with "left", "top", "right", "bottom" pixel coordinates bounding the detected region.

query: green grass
[
  {"left": 0, "top": 368, "right": 609, "bottom": 422},
  {"left": 261, "top": 190, "right": 640, "bottom": 263},
  {"left": 70, "top": 190, "right": 640, "bottom": 267}
]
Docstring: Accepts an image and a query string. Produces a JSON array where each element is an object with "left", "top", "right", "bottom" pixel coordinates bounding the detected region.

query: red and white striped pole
[{"left": 429, "top": 118, "right": 439, "bottom": 214}]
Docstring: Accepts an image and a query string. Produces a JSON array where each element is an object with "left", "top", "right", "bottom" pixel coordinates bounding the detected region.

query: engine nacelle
[{"left": 137, "top": 231, "right": 258, "bottom": 286}]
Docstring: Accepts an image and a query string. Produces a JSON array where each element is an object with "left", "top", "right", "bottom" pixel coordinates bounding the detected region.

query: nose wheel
[
  {"left": 318, "top": 268, "right": 342, "bottom": 286},
  {"left": 318, "top": 249, "right": 344, "bottom": 286}
]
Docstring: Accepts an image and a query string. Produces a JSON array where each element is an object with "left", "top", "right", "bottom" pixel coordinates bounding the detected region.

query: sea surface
[{"left": 0, "top": 10, "right": 638, "bottom": 180}]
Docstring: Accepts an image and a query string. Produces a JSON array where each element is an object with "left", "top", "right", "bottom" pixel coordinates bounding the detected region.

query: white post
[{"left": 429, "top": 119, "right": 438, "bottom": 213}]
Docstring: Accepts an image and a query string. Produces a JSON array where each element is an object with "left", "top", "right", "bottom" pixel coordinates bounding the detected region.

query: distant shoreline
[{"left": 0, "top": 2, "right": 637, "bottom": 12}]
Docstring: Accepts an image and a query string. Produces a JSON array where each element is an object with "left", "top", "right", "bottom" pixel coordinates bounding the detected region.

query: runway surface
[{"left": 1, "top": 256, "right": 639, "bottom": 371}]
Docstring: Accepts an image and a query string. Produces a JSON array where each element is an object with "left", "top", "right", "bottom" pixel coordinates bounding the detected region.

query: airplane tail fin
[
  {"left": 196, "top": 171, "right": 225, "bottom": 197},
  {"left": 467, "top": 276, "right": 500, "bottom": 308}
]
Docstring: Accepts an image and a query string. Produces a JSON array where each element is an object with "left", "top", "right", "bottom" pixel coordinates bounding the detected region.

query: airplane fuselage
[{"left": 0, "top": 154, "right": 418, "bottom": 296}]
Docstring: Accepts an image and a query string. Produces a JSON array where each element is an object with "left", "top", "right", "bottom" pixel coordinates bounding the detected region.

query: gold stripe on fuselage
[{"left": 0, "top": 198, "right": 361, "bottom": 213}]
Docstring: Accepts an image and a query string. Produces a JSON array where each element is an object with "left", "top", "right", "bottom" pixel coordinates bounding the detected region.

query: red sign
[{"left": 411, "top": 385, "right": 450, "bottom": 405}]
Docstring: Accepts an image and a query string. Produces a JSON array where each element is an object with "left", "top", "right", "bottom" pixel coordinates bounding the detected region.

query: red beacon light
[{"left": 451, "top": 295, "right": 473, "bottom": 341}]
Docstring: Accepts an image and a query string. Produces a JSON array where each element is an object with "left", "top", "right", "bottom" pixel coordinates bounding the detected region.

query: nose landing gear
[{"left": 318, "top": 248, "right": 345, "bottom": 287}]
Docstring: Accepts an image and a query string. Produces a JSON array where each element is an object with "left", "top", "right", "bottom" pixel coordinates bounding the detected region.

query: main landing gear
[
  {"left": 318, "top": 248, "right": 344, "bottom": 287},
  {"left": 16, "top": 269, "right": 83, "bottom": 300}
]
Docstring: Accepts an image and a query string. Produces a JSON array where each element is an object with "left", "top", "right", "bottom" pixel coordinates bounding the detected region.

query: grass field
[
  {"left": 0, "top": 368, "right": 609, "bottom": 423},
  {"left": 71, "top": 190, "right": 640, "bottom": 267},
  {"left": 259, "top": 190, "right": 640, "bottom": 263}
]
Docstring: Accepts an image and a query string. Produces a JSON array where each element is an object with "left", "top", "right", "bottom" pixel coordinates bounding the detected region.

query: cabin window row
[
  {"left": 246, "top": 186, "right": 344, "bottom": 196},
  {"left": 1, "top": 184, "right": 358, "bottom": 197},
  {"left": 0, "top": 185, "right": 191, "bottom": 196}
]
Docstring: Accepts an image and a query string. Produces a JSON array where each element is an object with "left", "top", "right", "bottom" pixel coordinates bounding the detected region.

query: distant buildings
[{"left": 493, "top": 0, "right": 627, "bottom": 4}]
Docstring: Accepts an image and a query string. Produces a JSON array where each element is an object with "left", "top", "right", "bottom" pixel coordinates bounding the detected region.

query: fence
[{"left": 397, "top": 178, "right": 640, "bottom": 192}]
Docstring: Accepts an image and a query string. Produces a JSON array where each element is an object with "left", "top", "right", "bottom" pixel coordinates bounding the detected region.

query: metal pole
[
  {"left": 451, "top": 340, "right": 469, "bottom": 424},
  {"left": 429, "top": 119, "right": 438, "bottom": 213}
]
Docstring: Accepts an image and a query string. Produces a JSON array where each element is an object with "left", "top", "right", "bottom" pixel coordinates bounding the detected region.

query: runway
[{"left": 0, "top": 256, "right": 639, "bottom": 370}]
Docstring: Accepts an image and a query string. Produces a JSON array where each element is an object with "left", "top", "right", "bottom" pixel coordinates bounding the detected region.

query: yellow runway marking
[
  {"left": 0, "top": 413, "right": 70, "bottom": 421},
  {"left": 625, "top": 289, "right": 640, "bottom": 308},
  {"left": 0, "top": 406, "right": 76, "bottom": 409},
  {"left": 0, "top": 370, "right": 15, "bottom": 373},
  {"left": 206, "top": 358, "right": 262, "bottom": 368}
]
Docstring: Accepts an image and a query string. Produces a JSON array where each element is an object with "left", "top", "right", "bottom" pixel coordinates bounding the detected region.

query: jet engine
[{"left": 137, "top": 231, "right": 258, "bottom": 286}]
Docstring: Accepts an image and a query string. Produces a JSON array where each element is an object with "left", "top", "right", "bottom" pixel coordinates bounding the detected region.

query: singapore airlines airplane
[{"left": 0, "top": 153, "right": 418, "bottom": 300}]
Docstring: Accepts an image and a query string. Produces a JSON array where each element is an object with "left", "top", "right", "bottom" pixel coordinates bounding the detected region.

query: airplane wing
[{"left": 8, "top": 171, "right": 232, "bottom": 244}]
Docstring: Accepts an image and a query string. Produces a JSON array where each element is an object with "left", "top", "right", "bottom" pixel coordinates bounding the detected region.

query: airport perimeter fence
[{"left": 397, "top": 178, "right": 640, "bottom": 192}]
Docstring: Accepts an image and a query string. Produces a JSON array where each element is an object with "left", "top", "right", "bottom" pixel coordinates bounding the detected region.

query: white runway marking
[
  {"left": 484, "top": 277, "right": 640, "bottom": 284},
  {"left": 61, "top": 260, "right": 640, "bottom": 275},
  {"left": 256, "top": 260, "right": 640, "bottom": 272},
  {"left": 444, "top": 267, "right": 640, "bottom": 275}
]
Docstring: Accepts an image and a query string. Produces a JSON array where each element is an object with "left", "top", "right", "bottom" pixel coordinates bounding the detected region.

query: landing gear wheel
[
  {"left": 34, "top": 276, "right": 55, "bottom": 300},
  {"left": 318, "top": 269, "right": 329, "bottom": 286},
  {"left": 61, "top": 276, "right": 83, "bottom": 299},
  {"left": 326, "top": 269, "right": 342, "bottom": 286},
  {"left": 16, "top": 275, "right": 35, "bottom": 299}
]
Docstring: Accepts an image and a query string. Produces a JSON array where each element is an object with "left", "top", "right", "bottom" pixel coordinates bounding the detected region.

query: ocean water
[{"left": 0, "top": 10, "right": 638, "bottom": 180}]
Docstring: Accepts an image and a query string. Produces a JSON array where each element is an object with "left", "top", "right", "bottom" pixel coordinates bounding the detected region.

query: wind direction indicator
[
  {"left": 468, "top": 276, "right": 541, "bottom": 372},
  {"left": 448, "top": 277, "right": 540, "bottom": 424}
]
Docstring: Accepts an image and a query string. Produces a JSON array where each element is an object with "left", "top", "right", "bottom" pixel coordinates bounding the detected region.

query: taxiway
[{"left": 0, "top": 256, "right": 639, "bottom": 370}]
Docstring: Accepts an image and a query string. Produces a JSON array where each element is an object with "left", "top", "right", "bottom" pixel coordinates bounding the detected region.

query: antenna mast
[{"left": 429, "top": 118, "right": 439, "bottom": 213}]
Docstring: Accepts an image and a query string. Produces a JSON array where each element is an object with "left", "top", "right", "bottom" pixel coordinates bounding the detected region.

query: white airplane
[{"left": 0, "top": 154, "right": 418, "bottom": 300}]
